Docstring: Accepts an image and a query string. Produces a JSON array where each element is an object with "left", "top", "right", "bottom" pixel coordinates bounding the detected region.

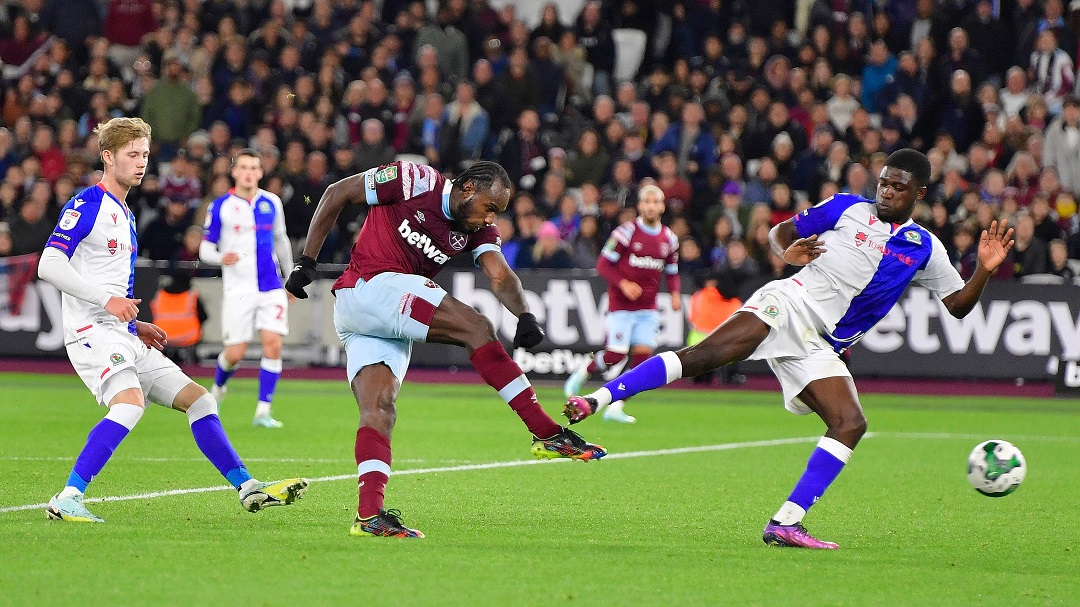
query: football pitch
[{"left": 0, "top": 372, "right": 1077, "bottom": 606}]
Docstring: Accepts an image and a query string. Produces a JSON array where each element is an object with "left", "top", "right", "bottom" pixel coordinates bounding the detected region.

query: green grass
[{"left": 0, "top": 372, "right": 1077, "bottom": 606}]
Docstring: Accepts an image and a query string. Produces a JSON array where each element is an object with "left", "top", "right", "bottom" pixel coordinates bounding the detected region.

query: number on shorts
[{"left": 275, "top": 305, "right": 285, "bottom": 320}]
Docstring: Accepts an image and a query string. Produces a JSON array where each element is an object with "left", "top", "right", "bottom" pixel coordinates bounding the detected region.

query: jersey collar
[
  {"left": 636, "top": 217, "right": 662, "bottom": 235},
  {"left": 441, "top": 178, "right": 453, "bottom": 220}
]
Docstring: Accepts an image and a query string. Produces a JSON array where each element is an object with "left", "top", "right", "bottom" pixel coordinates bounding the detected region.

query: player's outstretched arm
[
  {"left": 941, "top": 219, "right": 1015, "bottom": 318},
  {"left": 299, "top": 173, "right": 366, "bottom": 260},
  {"left": 477, "top": 250, "right": 545, "bottom": 349}
]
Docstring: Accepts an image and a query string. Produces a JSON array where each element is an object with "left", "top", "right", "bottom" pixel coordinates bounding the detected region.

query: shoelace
[{"left": 381, "top": 508, "right": 406, "bottom": 527}]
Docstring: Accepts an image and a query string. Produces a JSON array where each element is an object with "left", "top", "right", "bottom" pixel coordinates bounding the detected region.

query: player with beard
[{"left": 285, "top": 160, "right": 606, "bottom": 538}]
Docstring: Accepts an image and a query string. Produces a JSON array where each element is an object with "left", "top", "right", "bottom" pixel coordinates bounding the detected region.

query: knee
[
  {"left": 832, "top": 411, "right": 867, "bottom": 441},
  {"left": 462, "top": 314, "right": 498, "bottom": 350}
]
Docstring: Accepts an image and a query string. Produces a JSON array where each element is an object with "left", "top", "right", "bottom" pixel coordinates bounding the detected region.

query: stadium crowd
[{"left": 0, "top": 0, "right": 1079, "bottom": 301}]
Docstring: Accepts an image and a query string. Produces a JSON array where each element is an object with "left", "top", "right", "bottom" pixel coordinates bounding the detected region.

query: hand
[
  {"left": 105, "top": 296, "right": 141, "bottom": 322},
  {"left": 512, "top": 312, "right": 545, "bottom": 350},
  {"left": 619, "top": 279, "right": 643, "bottom": 301},
  {"left": 135, "top": 321, "right": 167, "bottom": 350},
  {"left": 783, "top": 235, "right": 827, "bottom": 266},
  {"left": 222, "top": 252, "right": 240, "bottom": 265},
  {"left": 284, "top": 255, "right": 317, "bottom": 299},
  {"left": 977, "top": 219, "right": 1015, "bottom": 273},
  {"left": 671, "top": 292, "right": 682, "bottom": 311}
]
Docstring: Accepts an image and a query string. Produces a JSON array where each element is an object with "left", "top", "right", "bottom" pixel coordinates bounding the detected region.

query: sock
[
  {"left": 187, "top": 393, "right": 252, "bottom": 487},
  {"left": 356, "top": 426, "right": 391, "bottom": 518},
  {"left": 256, "top": 357, "right": 281, "bottom": 416},
  {"left": 470, "top": 340, "right": 561, "bottom": 439},
  {"left": 587, "top": 349, "right": 627, "bottom": 374},
  {"left": 773, "top": 437, "right": 853, "bottom": 525},
  {"left": 65, "top": 403, "right": 143, "bottom": 493},
  {"left": 628, "top": 351, "right": 650, "bottom": 369},
  {"left": 214, "top": 351, "right": 239, "bottom": 388},
  {"left": 606, "top": 400, "right": 625, "bottom": 414},
  {"left": 590, "top": 351, "right": 683, "bottom": 409}
]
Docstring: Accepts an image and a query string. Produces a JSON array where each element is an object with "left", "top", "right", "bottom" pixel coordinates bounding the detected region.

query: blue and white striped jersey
[
  {"left": 791, "top": 193, "right": 965, "bottom": 352},
  {"left": 45, "top": 183, "right": 138, "bottom": 343},
  {"left": 203, "top": 188, "right": 287, "bottom": 293}
]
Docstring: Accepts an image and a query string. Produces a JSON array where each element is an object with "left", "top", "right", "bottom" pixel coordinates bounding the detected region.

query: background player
[
  {"left": 37, "top": 117, "right": 306, "bottom": 523},
  {"left": 285, "top": 160, "right": 606, "bottom": 538},
  {"left": 565, "top": 149, "right": 1014, "bottom": 549},
  {"left": 563, "top": 184, "right": 680, "bottom": 423},
  {"left": 200, "top": 149, "right": 293, "bottom": 428}
]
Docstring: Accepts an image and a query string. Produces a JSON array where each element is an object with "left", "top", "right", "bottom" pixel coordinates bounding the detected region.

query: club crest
[{"left": 448, "top": 231, "right": 467, "bottom": 251}]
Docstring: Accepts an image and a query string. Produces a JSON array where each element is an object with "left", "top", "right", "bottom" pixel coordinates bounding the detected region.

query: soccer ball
[{"left": 967, "top": 440, "right": 1026, "bottom": 497}]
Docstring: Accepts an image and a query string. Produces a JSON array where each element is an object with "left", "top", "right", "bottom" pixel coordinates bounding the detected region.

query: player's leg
[
  {"left": 604, "top": 344, "right": 653, "bottom": 423},
  {"left": 162, "top": 376, "right": 307, "bottom": 511},
  {"left": 212, "top": 297, "right": 257, "bottom": 402},
  {"left": 426, "top": 295, "right": 606, "bottom": 461},
  {"left": 347, "top": 360, "right": 422, "bottom": 538},
  {"left": 251, "top": 290, "right": 289, "bottom": 426},
  {"left": 566, "top": 311, "right": 769, "bottom": 423},
  {"left": 763, "top": 374, "right": 864, "bottom": 550},
  {"left": 252, "top": 329, "right": 284, "bottom": 427},
  {"left": 47, "top": 379, "right": 146, "bottom": 523}
]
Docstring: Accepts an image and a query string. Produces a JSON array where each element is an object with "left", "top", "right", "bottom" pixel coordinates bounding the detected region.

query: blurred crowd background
[{"left": 1, "top": 0, "right": 1079, "bottom": 302}]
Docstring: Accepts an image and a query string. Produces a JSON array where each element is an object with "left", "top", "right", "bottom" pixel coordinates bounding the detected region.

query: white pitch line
[
  {"left": 0, "top": 435, "right": 823, "bottom": 515},
  {"left": 4, "top": 432, "right": 1077, "bottom": 515},
  {"left": 0, "top": 456, "right": 455, "bottom": 464}
]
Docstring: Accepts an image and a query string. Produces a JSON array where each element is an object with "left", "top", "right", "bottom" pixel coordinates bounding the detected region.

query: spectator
[
  {"left": 1048, "top": 239, "right": 1075, "bottom": 280},
  {"left": 861, "top": 41, "right": 899, "bottom": 114},
  {"left": 1010, "top": 212, "right": 1049, "bottom": 277},
  {"left": 999, "top": 67, "right": 1033, "bottom": 118},
  {"left": 9, "top": 191, "right": 52, "bottom": 256},
  {"left": 0, "top": 222, "right": 12, "bottom": 256},
  {"left": 651, "top": 102, "right": 716, "bottom": 183},
  {"left": 415, "top": 7, "right": 469, "bottom": 82},
  {"left": 932, "top": 70, "right": 985, "bottom": 153},
  {"left": 498, "top": 109, "right": 547, "bottom": 193},
  {"left": 551, "top": 194, "right": 581, "bottom": 240},
  {"left": 355, "top": 119, "right": 396, "bottom": 172},
  {"left": 442, "top": 82, "right": 490, "bottom": 169},
  {"left": 1028, "top": 29, "right": 1074, "bottom": 115},
  {"left": 575, "top": 1, "right": 616, "bottom": 97},
  {"left": 139, "top": 198, "right": 193, "bottom": 261},
  {"left": 565, "top": 129, "right": 609, "bottom": 187},
  {"left": 522, "top": 220, "right": 575, "bottom": 269},
  {"left": 495, "top": 214, "right": 521, "bottom": 270},
  {"left": 140, "top": 53, "right": 201, "bottom": 160},
  {"left": 1042, "top": 96, "right": 1080, "bottom": 195},
  {"left": 570, "top": 214, "right": 602, "bottom": 269}
]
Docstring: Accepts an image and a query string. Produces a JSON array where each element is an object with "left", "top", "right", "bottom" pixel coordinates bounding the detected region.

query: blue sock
[
  {"left": 774, "top": 437, "right": 853, "bottom": 524},
  {"left": 595, "top": 351, "right": 682, "bottom": 406},
  {"left": 214, "top": 352, "right": 237, "bottom": 388},
  {"left": 190, "top": 414, "right": 252, "bottom": 488},
  {"left": 258, "top": 358, "right": 281, "bottom": 404},
  {"left": 66, "top": 404, "right": 143, "bottom": 492}
]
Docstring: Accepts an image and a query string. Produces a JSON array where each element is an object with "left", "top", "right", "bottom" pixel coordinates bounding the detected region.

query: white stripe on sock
[
  {"left": 659, "top": 351, "right": 683, "bottom": 383},
  {"left": 497, "top": 375, "right": 530, "bottom": 403},
  {"left": 260, "top": 357, "right": 282, "bottom": 373},
  {"left": 357, "top": 459, "right": 392, "bottom": 477},
  {"left": 105, "top": 403, "right": 144, "bottom": 430},
  {"left": 817, "top": 437, "right": 853, "bottom": 463},
  {"left": 217, "top": 351, "right": 239, "bottom": 373}
]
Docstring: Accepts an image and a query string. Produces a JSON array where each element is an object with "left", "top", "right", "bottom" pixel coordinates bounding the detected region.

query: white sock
[
  {"left": 58, "top": 486, "right": 83, "bottom": 499},
  {"left": 592, "top": 387, "right": 614, "bottom": 408},
  {"left": 605, "top": 400, "right": 625, "bottom": 414},
  {"left": 239, "top": 478, "right": 260, "bottom": 493},
  {"left": 772, "top": 501, "right": 807, "bottom": 526},
  {"left": 254, "top": 401, "right": 272, "bottom": 418},
  {"left": 217, "top": 351, "right": 239, "bottom": 373}
]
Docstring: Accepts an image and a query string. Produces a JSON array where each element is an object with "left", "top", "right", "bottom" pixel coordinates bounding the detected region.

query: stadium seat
[
  {"left": 1019, "top": 274, "right": 1065, "bottom": 285},
  {"left": 613, "top": 29, "right": 647, "bottom": 83}
]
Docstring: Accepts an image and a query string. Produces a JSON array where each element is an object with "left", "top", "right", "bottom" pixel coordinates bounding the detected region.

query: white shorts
[
  {"left": 739, "top": 280, "right": 852, "bottom": 415},
  {"left": 67, "top": 325, "right": 191, "bottom": 406},
  {"left": 221, "top": 288, "right": 289, "bottom": 346},
  {"left": 605, "top": 309, "right": 660, "bottom": 351},
  {"left": 334, "top": 272, "right": 448, "bottom": 381}
]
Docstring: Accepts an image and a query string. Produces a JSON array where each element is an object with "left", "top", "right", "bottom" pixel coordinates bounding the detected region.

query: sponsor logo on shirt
[
  {"left": 627, "top": 254, "right": 664, "bottom": 270},
  {"left": 397, "top": 219, "right": 449, "bottom": 264},
  {"left": 854, "top": 232, "right": 917, "bottom": 266}
]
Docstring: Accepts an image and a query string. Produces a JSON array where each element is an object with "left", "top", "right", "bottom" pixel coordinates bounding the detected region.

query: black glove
[
  {"left": 284, "top": 255, "right": 317, "bottom": 299},
  {"left": 512, "top": 312, "right": 545, "bottom": 350}
]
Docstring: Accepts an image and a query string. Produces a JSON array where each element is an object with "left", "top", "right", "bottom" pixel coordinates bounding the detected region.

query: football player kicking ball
[
  {"left": 563, "top": 185, "right": 680, "bottom": 423},
  {"left": 200, "top": 149, "right": 293, "bottom": 428},
  {"left": 286, "top": 160, "right": 606, "bottom": 538},
  {"left": 566, "top": 149, "right": 1014, "bottom": 549},
  {"left": 37, "top": 118, "right": 307, "bottom": 523}
]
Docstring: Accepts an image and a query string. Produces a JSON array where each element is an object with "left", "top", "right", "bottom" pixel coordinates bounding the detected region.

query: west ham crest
[{"left": 448, "top": 231, "right": 467, "bottom": 251}]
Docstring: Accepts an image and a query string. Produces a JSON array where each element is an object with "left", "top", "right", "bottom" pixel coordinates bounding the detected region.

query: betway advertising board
[{"left": 413, "top": 271, "right": 1080, "bottom": 381}]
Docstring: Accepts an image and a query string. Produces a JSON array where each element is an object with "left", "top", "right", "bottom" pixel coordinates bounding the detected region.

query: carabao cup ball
[{"left": 967, "top": 440, "right": 1026, "bottom": 497}]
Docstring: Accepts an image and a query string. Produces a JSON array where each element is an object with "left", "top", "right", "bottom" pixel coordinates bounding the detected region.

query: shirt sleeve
[
  {"left": 361, "top": 161, "right": 438, "bottom": 206},
  {"left": 45, "top": 197, "right": 99, "bottom": 258},
  {"left": 600, "top": 222, "right": 633, "bottom": 263},
  {"left": 793, "top": 193, "right": 864, "bottom": 238},
  {"left": 467, "top": 224, "right": 502, "bottom": 265},
  {"left": 203, "top": 196, "right": 224, "bottom": 245},
  {"left": 664, "top": 229, "right": 680, "bottom": 275},
  {"left": 913, "top": 234, "right": 966, "bottom": 299}
]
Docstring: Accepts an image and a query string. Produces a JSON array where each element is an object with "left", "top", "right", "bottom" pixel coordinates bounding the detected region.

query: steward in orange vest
[{"left": 150, "top": 273, "right": 207, "bottom": 348}]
